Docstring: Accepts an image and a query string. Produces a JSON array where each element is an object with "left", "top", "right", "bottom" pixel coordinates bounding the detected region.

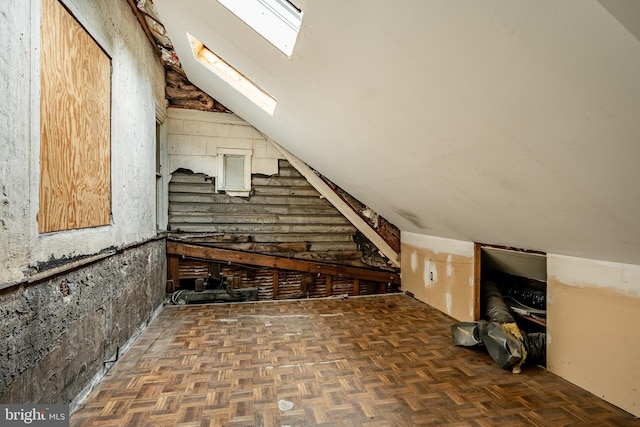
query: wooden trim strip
[
  {"left": 27, "top": 250, "right": 116, "bottom": 284},
  {"left": 167, "top": 242, "right": 400, "bottom": 284},
  {"left": 474, "top": 243, "right": 482, "bottom": 321}
]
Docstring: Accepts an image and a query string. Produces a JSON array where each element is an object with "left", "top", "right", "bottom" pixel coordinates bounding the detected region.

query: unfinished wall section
[
  {"left": 547, "top": 255, "right": 640, "bottom": 417},
  {"left": 0, "top": 0, "right": 31, "bottom": 285},
  {"left": 24, "top": 0, "right": 166, "bottom": 267},
  {"left": 0, "top": 0, "right": 165, "bottom": 285},
  {"left": 169, "top": 161, "right": 364, "bottom": 264},
  {"left": 401, "top": 232, "right": 476, "bottom": 321},
  {"left": 0, "top": 240, "right": 165, "bottom": 410},
  {"left": 0, "top": 0, "right": 166, "bottom": 407},
  {"left": 167, "top": 108, "right": 282, "bottom": 178}
]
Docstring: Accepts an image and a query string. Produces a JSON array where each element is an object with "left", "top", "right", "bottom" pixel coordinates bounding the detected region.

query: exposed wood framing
[
  {"left": 474, "top": 243, "right": 482, "bottom": 321},
  {"left": 167, "top": 255, "right": 180, "bottom": 290},
  {"left": 273, "top": 270, "right": 279, "bottom": 299},
  {"left": 167, "top": 242, "right": 400, "bottom": 285},
  {"left": 169, "top": 163, "right": 376, "bottom": 267},
  {"left": 323, "top": 179, "right": 400, "bottom": 253},
  {"left": 272, "top": 142, "right": 401, "bottom": 268},
  {"left": 126, "top": 0, "right": 159, "bottom": 55}
]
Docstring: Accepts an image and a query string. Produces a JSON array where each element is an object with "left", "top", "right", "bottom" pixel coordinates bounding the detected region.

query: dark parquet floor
[{"left": 70, "top": 294, "right": 639, "bottom": 426}]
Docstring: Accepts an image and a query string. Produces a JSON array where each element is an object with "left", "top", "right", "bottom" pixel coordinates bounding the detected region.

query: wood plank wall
[
  {"left": 39, "top": 0, "right": 111, "bottom": 233},
  {"left": 169, "top": 160, "right": 365, "bottom": 266}
]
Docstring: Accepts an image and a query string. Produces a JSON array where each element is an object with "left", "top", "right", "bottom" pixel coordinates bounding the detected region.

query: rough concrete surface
[{"left": 0, "top": 239, "right": 166, "bottom": 404}]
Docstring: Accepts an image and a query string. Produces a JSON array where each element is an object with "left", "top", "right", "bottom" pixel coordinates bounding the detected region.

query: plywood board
[{"left": 39, "top": 0, "right": 111, "bottom": 233}]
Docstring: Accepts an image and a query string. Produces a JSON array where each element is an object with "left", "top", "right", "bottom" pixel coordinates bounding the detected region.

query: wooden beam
[
  {"left": 167, "top": 255, "right": 180, "bottom": 289},
  {"left": 273, "top": 270, "right": 279, "bottom": 299},
  {"left": 167, "top": 241, "right": 400, "bottom": 284},
  {"left": 126, "top": 0, "right": 160, "bottom": 55},
  {"left": 325, "top": 276, "right": 332, "bottom": 297},
  {"left": 353, "top": 278, "right": 360, "bottom": 296},
  {"left": 271, "top": 142, "right": 400, "bottom": 268}
]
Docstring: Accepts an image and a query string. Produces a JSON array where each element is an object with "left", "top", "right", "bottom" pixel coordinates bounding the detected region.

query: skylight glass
[
  {"left": 217, "top": 0, "right": 302, "bottom": 56},
  {"left": 187, "top": 33, "right": 276, "bottom": 115}
]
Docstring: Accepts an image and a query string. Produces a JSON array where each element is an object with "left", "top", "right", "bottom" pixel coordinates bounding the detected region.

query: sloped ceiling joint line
[
  {"left": 126, "top": 0, "right": 159, "bottom": 54},
  {"left": 271, "top": 141, "right": 401, "bottom": 268}
]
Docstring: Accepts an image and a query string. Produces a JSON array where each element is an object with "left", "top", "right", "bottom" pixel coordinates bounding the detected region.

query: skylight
[
  {"left": 187, "top": 33, "right": 277, "bottom": 115},
  {"left": 217, "top": 0, "right": 302, "bottom": 57}
]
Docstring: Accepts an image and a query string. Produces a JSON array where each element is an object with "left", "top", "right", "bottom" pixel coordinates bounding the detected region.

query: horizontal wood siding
[{"left": 169, "top": 160, "right": 364, "bottom": 265}]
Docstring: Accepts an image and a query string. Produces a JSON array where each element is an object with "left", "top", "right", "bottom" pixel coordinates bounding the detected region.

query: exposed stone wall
[{"left": 0, "top": 239, "right": 166, "bottom": 407}]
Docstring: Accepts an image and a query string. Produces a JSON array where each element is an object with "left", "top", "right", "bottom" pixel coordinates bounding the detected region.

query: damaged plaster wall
[
  {"left": 0, "top": 0, "right": 166, "bottom": 406},
  {"left": 0, "top": 0, "right": 31, "bottom": 285},
  {"left": 547, "top": 255, "right": 640, "bottom": 417},
  {"left": 1, "top": 0, "right": 166, "bottom": 285},
  {"left": 0, "top": 240, "right": 165, "bottom": 409},
  {"left": 26, "top": 0, "right": 166, "bottom": 266},
  {"left": 400, "top": 232, "right": 476, "bottom": 322},
  {"left": 167, "top": 108, "right": 282, "bottom": 178}
]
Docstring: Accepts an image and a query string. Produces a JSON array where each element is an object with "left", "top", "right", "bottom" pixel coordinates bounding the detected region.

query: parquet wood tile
[{"left": 71, "top": 294, "right": 639, "bottom": 426}]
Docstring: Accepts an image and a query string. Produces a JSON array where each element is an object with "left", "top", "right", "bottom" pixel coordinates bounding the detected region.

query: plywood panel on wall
[{"left": 39, "top": 0, "right": 111, "bottom": 233}]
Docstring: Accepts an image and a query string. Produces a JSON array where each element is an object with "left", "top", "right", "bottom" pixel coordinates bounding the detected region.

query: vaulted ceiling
[{"left": 153, "top": 0, "right": 640, "bottom": 265}]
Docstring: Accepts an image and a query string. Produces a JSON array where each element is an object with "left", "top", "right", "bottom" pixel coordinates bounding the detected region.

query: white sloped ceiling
[{"left": 154, "top": 0, "right": 640, "bottom": 265}]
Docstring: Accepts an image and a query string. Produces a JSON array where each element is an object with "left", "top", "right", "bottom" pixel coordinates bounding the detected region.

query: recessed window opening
[
  {"left": 216, "top": 148, "right": 253, "bottom": 197},
  {"left": 223, "top": 155, "right": 245, "bottom": 188},
  {"left": 217, "top": 0, "right": 302, "bottom": 57},
  {"left": 187, "top": 33, "right": 276, "bottom": 115}
]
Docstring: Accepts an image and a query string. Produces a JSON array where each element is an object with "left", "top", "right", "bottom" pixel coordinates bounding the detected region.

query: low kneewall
[
  {"left": 547, "top": 254, "right": 640, "bottom": 417},
  {"left": 0, "top": 239, "right": 166, "bottom": 408},
  {"left": 400, "top": 232, "right": 476, "bottom": 321}
]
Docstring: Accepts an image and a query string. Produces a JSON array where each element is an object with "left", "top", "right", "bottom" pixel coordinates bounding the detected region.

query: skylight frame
[
  {"left": 187, "top": 32, "right": 276, "bottom": 115},
  {"left": 216, "top": 0, "right": 303, "bottom": 57}
]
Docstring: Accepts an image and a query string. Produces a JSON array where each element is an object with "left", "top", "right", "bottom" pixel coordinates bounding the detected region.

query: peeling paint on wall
[{"left": 167, "top": 108, "right": 282, "bottom": 179}]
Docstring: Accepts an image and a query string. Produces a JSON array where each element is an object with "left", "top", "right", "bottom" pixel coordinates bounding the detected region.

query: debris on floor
[{"left": 278, "top": 399, "right": 294, "bottom": 411}]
